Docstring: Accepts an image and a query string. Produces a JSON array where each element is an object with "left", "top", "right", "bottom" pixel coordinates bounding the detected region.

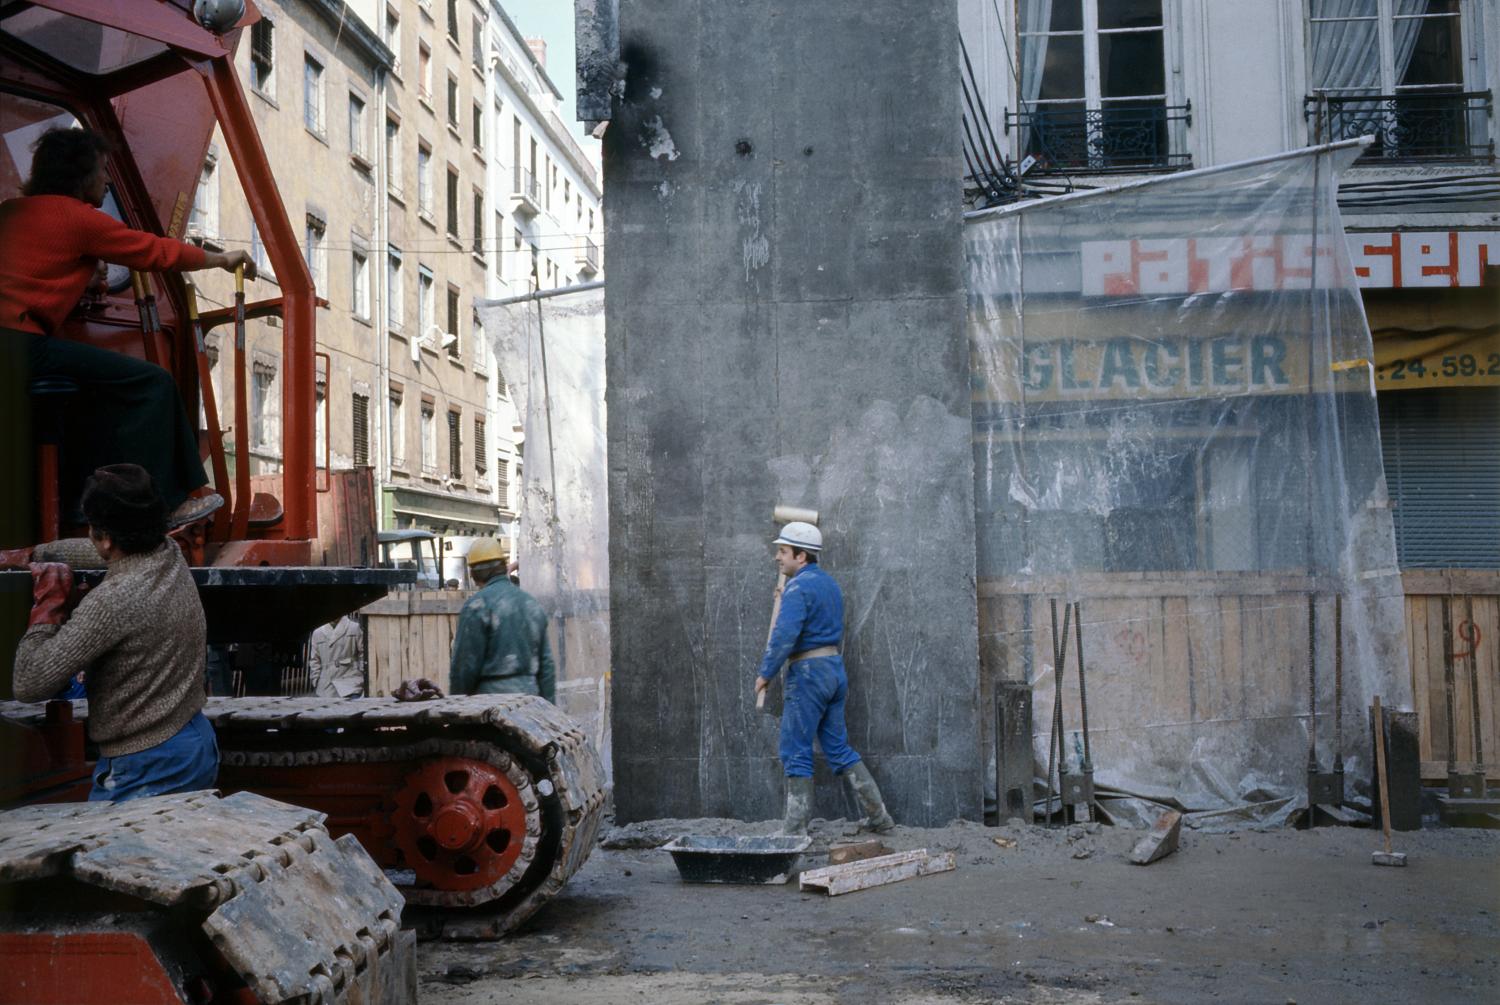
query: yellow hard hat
[{"left": 467, "top": 538, "right": 505, "bottom": 567}]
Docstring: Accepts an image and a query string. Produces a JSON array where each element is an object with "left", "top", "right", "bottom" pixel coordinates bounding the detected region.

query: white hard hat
[{"left": 773, "top": 521, "right": 822, "bottom": 552}]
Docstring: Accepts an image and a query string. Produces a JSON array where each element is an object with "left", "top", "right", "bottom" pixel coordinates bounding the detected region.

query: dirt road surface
[{"left": 420, "top": 818, "right": 1498, "bottom": 1004}]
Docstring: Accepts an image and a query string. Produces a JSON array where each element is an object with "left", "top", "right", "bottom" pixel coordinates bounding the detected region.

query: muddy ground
[{"left": 420, "top": 817, "right": 1498, "bottom": 1004}]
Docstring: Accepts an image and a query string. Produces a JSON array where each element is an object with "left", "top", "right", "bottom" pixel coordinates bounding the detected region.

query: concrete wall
[{"left": 606, "top": 0, "right": 982, "bottom": 825}]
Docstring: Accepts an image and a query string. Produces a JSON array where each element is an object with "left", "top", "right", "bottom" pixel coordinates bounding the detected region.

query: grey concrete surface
[{"left": 604, "top": 0, "right": 980, "bottom": 825}]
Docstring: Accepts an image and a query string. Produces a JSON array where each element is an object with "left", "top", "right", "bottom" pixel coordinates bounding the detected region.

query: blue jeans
[
  {"left": 778, "top": 656, "right": 862, "bottom": 778},
  {"left": 89, "top": 712, "right": 219, "bottom": 803}
]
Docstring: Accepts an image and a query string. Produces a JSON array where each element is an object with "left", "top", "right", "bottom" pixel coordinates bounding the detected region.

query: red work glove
[
  {"left": 0, "top": 547, "right": 34, "bottom": 569},
  {"left": 28, "top": 562, "right": 74, "bottom": 628}
]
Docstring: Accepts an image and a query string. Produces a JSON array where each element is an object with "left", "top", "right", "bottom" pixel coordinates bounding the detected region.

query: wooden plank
[
  {"left": 1426, "top": 597, "right": 1450, "bottom": 768},
  {"left": 798, "top": 849, "right": 956, "bottom": 896},
  {"left": 1159, "top": 597, "right": 1190, "bottom": 727},
  {"left": 1222, "top": 595, "right": 1246, "bottom": 723},
  {"left": 1452, "top": 597, "right": 1475, "bottom": 768},
  {"left": 1478, "top": 597, "right": 1499, "bottom": 775},
  {"left": 1408, "top": 595, "right": 1432, "bottom": 765}
]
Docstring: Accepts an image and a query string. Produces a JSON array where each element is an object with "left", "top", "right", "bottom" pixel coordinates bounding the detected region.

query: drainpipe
[{"left": 374, "top": 63, "right": 389, "bottom": 531}]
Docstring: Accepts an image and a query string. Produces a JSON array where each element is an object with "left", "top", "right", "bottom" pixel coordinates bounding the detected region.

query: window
[
  {"left": 188, "top": 150, "right": 219, "bottom": 243},
  {"left": 251, "top": 364, "right": 276, "bottom": 449},
  {"left": 563, "top": 178, "right": 570, "bottom": 206},
  {"left": 501, "top": 210, "right": 513, "bottom": 276},
  {"left": 544, "top": 154, "right": 552, "bottom": 209},
  {"left": 446, "top": 0, "right": 459, "bottom": 44},
  {"left": 497, "top": 457, "right": 510, "bottom": 510},
  {"left": 303, "top": 54, "right": 325, "bottom": 134},
  {"left": 387, "top": 387, "right": 405, "bottom": 468},
  {"left": 420, "top": 401, "right": 436, "bottom": 474},
  {"left": 1306, "top": 0, "right": 1482, "bottom": 160},
  {"left": 418, "top": 267, "right": 434, "bottom": 339},
  {"left": 387, "top": 246, "right": 404, "bottom": 330},
  {"left": 1014, "top": 0, "right": 1183, "bottom": 172},
  {"left": 249, "top": 221, "right": 277, "bottom": 282},
  {"left": 446, "top": 167, "right": 460, "bottom": 237},
  {"left": 348, "top": 93, "right": 367, "bottom": 160},
  {"left": 447, "top": 408, "right": 462, "bottom": 479},
  {"left": 352, "top": 392, "right": 370, "bottom": 467},
  {"left": 512, "top": 227, "right": 524, "bottom": 285},
  {"left": 386, "top": 117, "right": 403, "bottom": 194},
  {"left": 417, "top": 142, "right": 433, "bottom": 215},
  {"left": 352, "top": 248, "right": 370, "bottom": 320},
  {"left": 315, "top": 384, "right": 327, "bottom": 469},
  {"left": 472, "top": 309, "right": 485, "bottom": 368},
  {"left": 445, "top": 284, "right": 461, "bottom": 359},
  {"left": 472, "top": 189, "right": 485, "bottom": 257},
  {"left": 471, "top": 100, "right": 483, "bottom": 149},
  {"left": 588, "top": 208, "right": 594, "bottom": 233},
  {"left": 304, "top": 214, "right": 326, "bottom": 291},
  {"left": 446, "top": 74, "right": 459, "bottom": 128},
  {"left": 472, "top": 16, "right": 485, "bottom": 71},
  {"left": 384, "top": 7, "right": 401, "bottom": 77},
  {"left": 474, "top": 416, "right": 487, "bottom": 477},
  {"left": 418, "top": 41, "right": 432, "bottom": 100},
  {"left": 251, "top": 18, "right": 275, "bottom": 96}
]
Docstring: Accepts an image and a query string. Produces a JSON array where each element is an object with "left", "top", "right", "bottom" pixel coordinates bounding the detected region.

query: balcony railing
[
  {"left": 1305, "top": 90, "right": 1494, "bottom": 163},
  {"left": 576, "top": 236, "right": 599, "bottom": 273},
  {"left": 511, "top": 167, "right": 540, "bottom": 215},
  {"left": 1004, "top": 102, "right": 1192, "bottom": 174}
]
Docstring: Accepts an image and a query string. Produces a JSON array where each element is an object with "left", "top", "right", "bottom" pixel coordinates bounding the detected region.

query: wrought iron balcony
[
  {"left": 1305, "top": 90, "right": 1494, "bottom": 163},
  {"left": 1004, "top": 102, "right": 1192, "bottom": 174}
]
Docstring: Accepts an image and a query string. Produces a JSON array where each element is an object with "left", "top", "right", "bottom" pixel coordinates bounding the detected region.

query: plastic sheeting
[
  {"left": 965, "top": 141, "right": 1411, "bottom": 813},
  {"left": 480, "top": 286, "right": 612, "bottom": 781}
]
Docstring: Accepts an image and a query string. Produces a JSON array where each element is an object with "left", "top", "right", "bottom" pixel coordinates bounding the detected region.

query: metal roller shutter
[{"left": 1379, "top": 388, "right": 1500, "bottom": 568}]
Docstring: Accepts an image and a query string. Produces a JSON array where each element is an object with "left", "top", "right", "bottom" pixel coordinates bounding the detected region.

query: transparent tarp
[
  {"left": 965, "top": 142, "right": 1410, "bottom": 814},
  {"left": 481, "top": 286, "right": 612, "bottom": 780}
]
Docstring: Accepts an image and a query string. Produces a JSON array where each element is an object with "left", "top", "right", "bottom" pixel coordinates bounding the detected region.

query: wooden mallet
[
  {"left": 1371, "top": 695, "right": 1407, "bottom": 867},
  {"left": 758, "top": 505, "right": 820, "bottom": 710}
]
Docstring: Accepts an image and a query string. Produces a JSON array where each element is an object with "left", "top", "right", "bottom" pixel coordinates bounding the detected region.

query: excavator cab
[{"left": 1, "top": 0, "right": 405, "bottom": 648}]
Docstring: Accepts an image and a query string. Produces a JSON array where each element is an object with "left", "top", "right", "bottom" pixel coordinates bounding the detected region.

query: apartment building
[
  {"left": 190, "top": 0, "right": 603, "bottom": 554},
  {"left": 481, "top": 2, "right": 605, "bottom": 541}
]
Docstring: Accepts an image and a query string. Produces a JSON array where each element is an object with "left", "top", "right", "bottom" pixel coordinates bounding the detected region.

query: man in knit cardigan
[{"left": 13, "top": 464, "right": 218, "bottom": 801}]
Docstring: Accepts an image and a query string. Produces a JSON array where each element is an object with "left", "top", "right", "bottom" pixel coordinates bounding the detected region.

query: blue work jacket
[{"left": 757, "top": 563, "right": 843, "bottom": 681}]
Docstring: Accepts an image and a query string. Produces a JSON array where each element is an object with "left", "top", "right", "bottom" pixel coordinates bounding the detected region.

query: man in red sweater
[{"left": 0, "top": 127, "right": 254, "bottom": 527}]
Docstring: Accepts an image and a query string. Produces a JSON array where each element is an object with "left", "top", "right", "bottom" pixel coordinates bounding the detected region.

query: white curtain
[
  {"left": 1017, "top": 0, "right": 1053, "bottom": 153},
  {"left": 1310, "top": 0, "right": 1430, "bottom": 94}
]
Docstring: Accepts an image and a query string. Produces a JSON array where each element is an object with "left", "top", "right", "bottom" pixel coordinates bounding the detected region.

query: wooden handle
[
  {"left": 234, "top": 263, "right": 245, "bottom": 295},
  {"left": 1373, "top": 695, "right": 1393, "bottom": 854},
  {"left": 130, "top": 270, "right": 146, "bottom": 300},
  {"left": 756, "top": 687, "right": 766, "bottom": 710},
  {"left": 184, "top": 280, "right": 200, "bottom": 321}
]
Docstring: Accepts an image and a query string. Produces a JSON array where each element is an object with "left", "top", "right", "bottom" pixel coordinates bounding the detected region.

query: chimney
[{"left": 525, "top": 37, "right": 546, "bottom": 69}]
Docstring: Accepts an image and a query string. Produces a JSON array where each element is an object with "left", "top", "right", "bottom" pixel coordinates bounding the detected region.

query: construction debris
[
  {"left": 992, "top": 836, "right": 1017, "bottom": 850},
  {"left": 798, "top": 848, "right": 956, "bottom": 896},
  {"left": 1128, "top": 810, "right": 1184, "bottom": 865}
]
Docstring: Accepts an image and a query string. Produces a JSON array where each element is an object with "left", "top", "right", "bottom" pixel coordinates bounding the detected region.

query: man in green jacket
[{"left": 450, "top": 539, "right": 555, "bottom": 702}]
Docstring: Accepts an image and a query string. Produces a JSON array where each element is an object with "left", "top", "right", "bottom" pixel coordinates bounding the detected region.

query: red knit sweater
[{"left": 0, "top": 194, "right": 207, "bottom": 336}]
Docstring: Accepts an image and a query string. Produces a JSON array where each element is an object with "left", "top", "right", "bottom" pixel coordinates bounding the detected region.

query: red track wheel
[{"left": 392, "top": 757, "right": 530, "bottom": 891}]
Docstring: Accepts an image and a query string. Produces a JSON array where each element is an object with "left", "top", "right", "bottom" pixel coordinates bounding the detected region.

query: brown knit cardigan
[{"left": 14, "top": 540, "right": 206, "bottom": 756}]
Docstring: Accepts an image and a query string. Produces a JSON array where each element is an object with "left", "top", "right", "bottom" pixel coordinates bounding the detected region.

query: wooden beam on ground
[{"left": 798, "top": 848, "right": 955, "bottom": 896}]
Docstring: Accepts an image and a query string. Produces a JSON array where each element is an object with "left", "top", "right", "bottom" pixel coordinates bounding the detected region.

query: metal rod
[
  {"left": 1307, "top": 593, "right": 1318, "bottom": 771},
  {"left": 1465, "top": 595, "right": 1484, "bottom": 774},
  {"left": 1073, "top": 600, "right": 1091, "bottom": 768},
  {"left": 1052, "top": 602, "right": 1072, "bottom": 824},
  {"left": 1442, "top": 596, "right": 1458, "bottom": 774},
  {"left": 482, "top": 279, "right": 605, "bottom": 308},
  {"left": 1045, "top": 599, "right": 1060, "bottom": 828},
  {"left": 1333, "top": 593, "right": 1344, "bottom": 774},
  {"left": 963, "top": 136, "right": 1373, "bottom": 221}
]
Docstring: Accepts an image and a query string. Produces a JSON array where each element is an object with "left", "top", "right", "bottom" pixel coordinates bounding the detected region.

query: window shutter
[
  {"left": 1380, "top": 389, "right": 1500, "bottom": 569},
  {"left": 475, "top": 418, "right": 487, "bottom": 476},
  {"left": 447, "top": 410, "right": 461, "bottom": 480},
  {"left": 497, "top": 458, "right": 510, "bottom": 510},
  {"left": 352, "top": 393, "right": 369, "bottom": 467},
  {"left": 251, "top": 20, "right": 273, "bottom": 65}
]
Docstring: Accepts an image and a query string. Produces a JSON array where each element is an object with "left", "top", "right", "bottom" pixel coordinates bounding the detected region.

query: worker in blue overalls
[{"left": 755, "top": 521, "right": 894, "bottom": 836}]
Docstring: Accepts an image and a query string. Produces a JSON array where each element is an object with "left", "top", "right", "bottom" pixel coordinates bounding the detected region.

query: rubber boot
[
  {"left": 781, "top": 776, "right": 815, "bottom": 836},
  {"left": 843, "top": 761, "right": 895, "bottom": 833}
]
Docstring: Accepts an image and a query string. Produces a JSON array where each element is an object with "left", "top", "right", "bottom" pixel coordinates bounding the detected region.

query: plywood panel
[{"left": 1404, "top": 590, "right": 1500, "bottom": 783}]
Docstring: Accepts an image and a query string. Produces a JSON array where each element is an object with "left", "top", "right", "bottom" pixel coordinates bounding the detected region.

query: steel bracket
[
  {"left": 1060, "top": 767, "right": 1095, "bottom": 807},
  {"left": 1307, "top": 768, "right": 1343, "bottom": 808},
  {"left": 1447, "top": 770, "right": 1488, "bottom": 801}
]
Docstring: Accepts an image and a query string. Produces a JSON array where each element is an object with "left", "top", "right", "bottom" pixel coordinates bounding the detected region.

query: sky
[{"left": 502, "top": 0, "right": 601, "bottom": 166}]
